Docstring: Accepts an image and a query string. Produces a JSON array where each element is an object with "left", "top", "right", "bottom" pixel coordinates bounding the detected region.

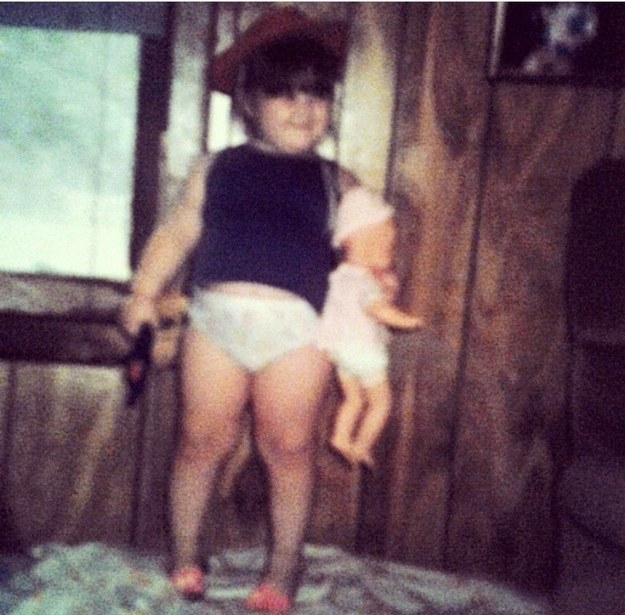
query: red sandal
[
  {"left": 245, "top": 582, "right": 292, "bottom": 613},
  {"left": 170, "top": 564, "right": 205, "bottom": 601}
]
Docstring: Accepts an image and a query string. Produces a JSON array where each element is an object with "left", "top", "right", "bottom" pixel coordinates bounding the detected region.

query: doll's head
[{"left": 334, "top": 187, "right": 396, "bottom": 271}]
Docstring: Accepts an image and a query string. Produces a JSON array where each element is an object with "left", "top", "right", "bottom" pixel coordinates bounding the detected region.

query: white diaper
[
  {"left": 188, "top": 288, "right": 319, "bottom": 371},
  {"left": 330, "top": 342, "right": 388, "bottom": 387}
]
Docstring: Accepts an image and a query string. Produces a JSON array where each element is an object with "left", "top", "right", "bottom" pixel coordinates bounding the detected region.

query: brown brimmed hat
[{"left": 210, "top": 7, "right": 349, "bottom": 96}]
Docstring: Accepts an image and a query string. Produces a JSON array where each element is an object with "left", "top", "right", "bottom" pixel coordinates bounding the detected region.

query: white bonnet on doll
[{"left": 333, "top": 186, "right": 394, "bottom": 248}]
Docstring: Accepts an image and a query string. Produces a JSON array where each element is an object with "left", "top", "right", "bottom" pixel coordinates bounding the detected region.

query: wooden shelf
[{"left": 0, "top": 273, "right": 129, "bottom": 364}]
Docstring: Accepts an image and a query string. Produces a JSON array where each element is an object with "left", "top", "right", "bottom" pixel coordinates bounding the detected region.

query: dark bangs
[{"left": 241, "top": 35, "right": 342, "bottom": 99}]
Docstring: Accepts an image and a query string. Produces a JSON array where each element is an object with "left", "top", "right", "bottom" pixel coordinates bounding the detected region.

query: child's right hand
[{"left": 120, "top": 294, "right": 160, "bottom": 337}]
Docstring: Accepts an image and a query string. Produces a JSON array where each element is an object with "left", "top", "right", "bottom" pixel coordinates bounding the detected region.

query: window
[{"left": 0, "top": 26, "right": 139, "bottom": 280}]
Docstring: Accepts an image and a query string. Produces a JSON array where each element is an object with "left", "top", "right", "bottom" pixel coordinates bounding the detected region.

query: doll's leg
[
  {"left": 351, "top": 375, "right": 392, "bottom": 468},
  {"left": 330, "top": 370, "right": 365, "bottom": 464},
  {"left": 252, "top": 344, "right": 331, "bottom": 597},
  {"left": 170, "top": 328, "right": 250, "bottom": 572}
]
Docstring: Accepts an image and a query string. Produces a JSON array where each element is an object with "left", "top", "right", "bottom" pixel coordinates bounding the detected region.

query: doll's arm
[
  {"left": 367, "top": 298, "right": 423, "bottom": 330},
  {"left": 368, "top": 270, "right": 421, "bottom": 328},
  {"left": 375, "top": 270, "right": 399, "bottom": 301}
]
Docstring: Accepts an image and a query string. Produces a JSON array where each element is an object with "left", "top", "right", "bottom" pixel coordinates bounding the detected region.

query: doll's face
[
  {"left": 343, "top": 219, "right": 395, "bottom": 271},
  {"left": 252, "top": 91, "right": 331, "bottom": 155}
]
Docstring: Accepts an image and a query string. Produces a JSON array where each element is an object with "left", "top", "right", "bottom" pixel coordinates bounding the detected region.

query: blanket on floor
[{"left": 0, "top": 542, "right": 549, "bottom": 614}]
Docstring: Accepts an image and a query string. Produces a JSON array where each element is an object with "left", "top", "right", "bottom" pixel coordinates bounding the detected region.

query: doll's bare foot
[
  {"left": 329, "top": 437, "right": 358, "bottom": 466},
  {"left": 352, "top": 445, "right": 376, "bottom": 470}
]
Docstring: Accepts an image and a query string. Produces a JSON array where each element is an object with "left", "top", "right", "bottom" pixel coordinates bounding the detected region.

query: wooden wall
[
  {"left": 378, "top": 3, "right": 623, "bottom": 592},
  {"left": 2, "top": 2, "right": 624, "bottom": 595}
]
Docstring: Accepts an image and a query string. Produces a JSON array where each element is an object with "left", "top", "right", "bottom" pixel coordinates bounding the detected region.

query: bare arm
[
  {"left": 121, "top": 155, "right": 210, "bottom": 335},
  {"left": 367, "top": 299, "right": 423, "bottom": 330},
  {"left": 131, "top": 155, "right": 210, "bottom": 297}
]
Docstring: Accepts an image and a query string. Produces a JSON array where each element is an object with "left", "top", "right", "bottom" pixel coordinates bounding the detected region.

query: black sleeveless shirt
[{"left": 191, "top": 144, "right": 336, "bottom": 312}]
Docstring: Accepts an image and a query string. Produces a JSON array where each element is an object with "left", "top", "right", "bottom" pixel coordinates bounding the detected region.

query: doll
[{"left": 319, "top": 187, "right": 423, "bottom": 468}]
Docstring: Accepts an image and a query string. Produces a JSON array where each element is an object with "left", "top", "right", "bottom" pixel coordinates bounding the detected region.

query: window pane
[{"left": 0, "top": 27, "right": 139, "bottom": 280}]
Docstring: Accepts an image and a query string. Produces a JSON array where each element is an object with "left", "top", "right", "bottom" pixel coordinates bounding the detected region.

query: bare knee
[
  {"left": 176, "top": 422, "right": 240, "bottom": 467},
  {"left": 256, "top": 431, "right": 316, "bottom": 469}
]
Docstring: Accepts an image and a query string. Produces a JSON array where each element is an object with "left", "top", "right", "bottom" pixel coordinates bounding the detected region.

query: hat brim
[{"left": 210, "top": 7, "right": 349, "bottom": 96}]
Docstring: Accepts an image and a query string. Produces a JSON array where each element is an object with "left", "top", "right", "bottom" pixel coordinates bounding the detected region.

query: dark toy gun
[
  {"left": 125, "top": 323, "right": 154, "bottom": 406},
  {"left": 123, "top": 292, "right": 188, "bottom": 406}
]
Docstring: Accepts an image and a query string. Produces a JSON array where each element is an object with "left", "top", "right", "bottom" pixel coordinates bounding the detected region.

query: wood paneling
[
  {"left": 446, "top": 66, "right": 614, "bottom": 595},
  {"left": 0, "top": 361, "right": 22, "bottom": 552},
  {"left": 130, "top": 369, "right": 179, "bottom": 551},
  {"left": 6, "top": 364, "right": 138, "bottom": 545},
  {"left": 381, "top": 2, "right": 620, "bottom": 592},
  {"left": 381, "top": 2, "right": 492, "bottom": 567},
  {"left": 0, "top": 363, "right": 9, "bottom": 472}
]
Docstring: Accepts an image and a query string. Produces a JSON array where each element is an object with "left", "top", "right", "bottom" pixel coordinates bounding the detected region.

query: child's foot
[
  {"left": 245, "top": 582, "right": 292, "bottom": 613},
  {"left": 170, "top": 564, "right": 205, "bottom": 601}
]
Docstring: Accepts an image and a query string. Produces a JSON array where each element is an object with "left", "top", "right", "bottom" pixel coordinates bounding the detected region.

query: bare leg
[
  {"left": 170, "top": 327, "right": 250, "bottom": 569},
  {"left": 330, "top": 371, "right": 365, "bottom": 464},
  {"left": 351, "top": 376, "right": 392, "bottom": 468},
  {"left": 252, "top": 344, "right": 331, "bottom": 594}
]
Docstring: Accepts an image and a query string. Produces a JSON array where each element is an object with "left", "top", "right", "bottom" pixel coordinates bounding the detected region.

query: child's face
[{"left": 253, "top": 92, "right": 331, "bottom": 155}]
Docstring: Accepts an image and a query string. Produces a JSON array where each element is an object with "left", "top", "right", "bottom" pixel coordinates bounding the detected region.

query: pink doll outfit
[
  {"left": 318, "top": 262, "right": 389, "bottom": 386},
  {"left": 319, "top": 186, "right": 394, "bottom": 386}
]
